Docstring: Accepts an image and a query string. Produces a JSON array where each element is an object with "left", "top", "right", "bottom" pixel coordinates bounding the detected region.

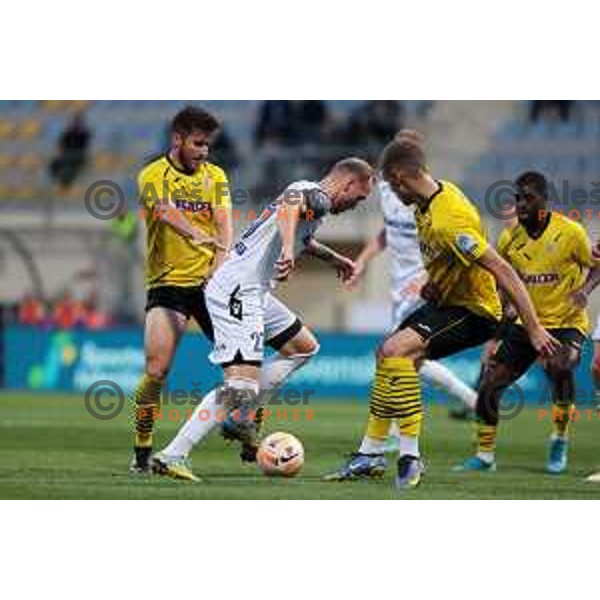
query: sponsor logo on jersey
[
  {"left": 455, "top": 233, "right": 480, "bottom": 258},
  {"left": 173, "top": 199, "right": 212, "bottom": 213},
  {"left": 521, "top": 273, "right": 560, "bottom": 285}
]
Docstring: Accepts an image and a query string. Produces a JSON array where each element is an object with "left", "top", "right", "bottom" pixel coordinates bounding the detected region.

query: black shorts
[
  {"left": 400, "top": 304, "right": 499, "bottom": 360},
  {"left": 146, "top": 285, "right": 214, "bottom": 340},
  {"left": 494, "top": 324, "right": 586, "bottom": 376}
]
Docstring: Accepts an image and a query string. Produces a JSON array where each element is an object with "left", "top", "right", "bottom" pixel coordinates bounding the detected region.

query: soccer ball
[{"left": 256, "top": 432, "right": 304, "bottom": 477}]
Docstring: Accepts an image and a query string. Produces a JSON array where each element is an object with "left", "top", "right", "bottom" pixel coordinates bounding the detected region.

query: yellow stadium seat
[
  {"left": 0, "top": 184, "right": 15, "bottom": 199},
  {"left": 17, "top": 119, "right": 42, "bottom": 140},
  {"left": 0, "top": 120, "right": 15, "bottom": 139},
  {"left": 0, "top": 153, "right": 15, "bottom": 169},
  {"left": 42, "top": 100, "right": 67, "bottom": 111},
  {"left": 17, "top": 154, "right": 43, "bottom": 171},
  {"left": 15, "top": 184, "right": 37, "bottom": 200},
  {"left": 94, "top": 152, "right": 114, "bottom": 170},
  {"left": 71, "top": 100, "right": 91, "bottom": 111}
]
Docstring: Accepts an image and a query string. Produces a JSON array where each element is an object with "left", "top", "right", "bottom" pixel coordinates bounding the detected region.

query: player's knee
[
  {"left": 303, "top": 339, "right": 320, "bottom": 358},
  {"left": 377, "top": 337, "right": 409, "bottom": 360},
  {"left": 287, "top": 342, "right": 320, "bottom": 367},
  {"left": 145, "top": 356, "right": 170, "bottom": 381},
  {"left": 280, "top": 327, "right": 320, "bottom": 359},
  {"left": 546, "top": 352, "right": 577, "bottom": 375}
]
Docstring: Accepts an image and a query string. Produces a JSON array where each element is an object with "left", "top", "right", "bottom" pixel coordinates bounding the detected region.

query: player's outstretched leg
[
  {"left": 130, "top": 307, "right": 186, "bottom": 474},
  {"left": 151, "top": 377, "right": 260, "bottom": 481},
  {"left": 419, "top": 360, "right": 477, "bottom": 419},
  {"left": 152, "top": 328, "right": 320, "bottom": 478},
  {"left": 225, "top": 326, "right": 319, "bottom": 462}
]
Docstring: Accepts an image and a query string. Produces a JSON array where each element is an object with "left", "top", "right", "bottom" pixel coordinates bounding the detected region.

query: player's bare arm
[
  {"left": 345, "top": 228, "right": 386, "bottom": 288},
  {"left": 275, "top": 189, "right": 305, "bottom": 281},
  {"left": 571, "top": 237, "right": 600, "bottom": 308},
  {"left": 153, "top": 199, "right": 226, "bottom": 250},
  {"left": 305, "top": 239, "right": 357, "bottom": 283},
  {"left": 571, "top": 265, "right": 600, "bottom": 308},
  {"left": 477, "top": 246, "right": 561, "bottom": 357},
  {"left": 212, "top": 201, "right": 233, "bottom": 271}
]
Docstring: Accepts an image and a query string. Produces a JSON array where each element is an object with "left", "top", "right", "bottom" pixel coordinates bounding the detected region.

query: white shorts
[
  {"left": 391, "top": 296, "right": 426, "bottom": 332},
  {"left": 592, "top": 314, "right": 600, "bottom": 342},
  {"left": 206, "top": 279, "right": 301, "bottom": 365}
]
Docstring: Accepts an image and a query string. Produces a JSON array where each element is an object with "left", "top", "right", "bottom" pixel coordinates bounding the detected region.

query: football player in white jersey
[
  {"left": 324, "top": 176, "right": 479, "bottom": 480},
  {"left": 151, "top": 158, "right": 374, "bottom": 481}
]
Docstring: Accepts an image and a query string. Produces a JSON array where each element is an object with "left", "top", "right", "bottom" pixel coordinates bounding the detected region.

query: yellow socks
[
  {"left": 367, "top": 356, "right": 422, "bottom": 456},
  {"left": 552, "top": 403, "right": 573, "bottom": 438},
  {"left": 132, "top": 374, "right": 163, "bottom": 448},
  {"left": 476, "top": 424, "right": 497, "bottom": 463}
]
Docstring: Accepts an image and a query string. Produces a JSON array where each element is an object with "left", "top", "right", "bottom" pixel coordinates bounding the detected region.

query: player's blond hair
[{"left": 331, "top": 157, "right": 374, "bottom": 181}]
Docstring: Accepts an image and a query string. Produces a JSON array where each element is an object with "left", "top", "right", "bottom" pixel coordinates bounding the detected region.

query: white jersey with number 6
[{"left": 206, "top": 180, "right": 330, "bottom": 365}]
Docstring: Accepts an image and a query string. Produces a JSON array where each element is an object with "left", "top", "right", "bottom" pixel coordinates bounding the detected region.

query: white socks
[
  {"left": 419, "top": 360, "right": 477, "bottom": 409},
  {"left": 162, "top": 350, "right": 318, "bottom": 460},
  {"left": 477, "top": 451, "right": 495, "bottom": 464},
  {"left": 162, "top": 389, "right": 220, "bottom": 459},
  {"left": 399, "top": 435, "right": 420, "bottom": 458},
  {"left": 359, "top": 437, "right": 387, "bottom": 454},
  {"left": 260, "top": 348, "right": 318, "bottom": 389},
  {"left": 163, "top": 377, "right": 259, "bottom": 459}
]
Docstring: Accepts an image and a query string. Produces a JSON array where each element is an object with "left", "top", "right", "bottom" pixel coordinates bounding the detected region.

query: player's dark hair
[
  {"left": 379, "top": 139, "right": 426, "bottom": 180},
  {"left": 171, "top": 105, "right": 220, "bottom": 136},
  {"left": 515, "top": 171, "right": 548, "bottom": 199},
  {"left": 332, "top": 157, "right": 373, "bottom": 180}
]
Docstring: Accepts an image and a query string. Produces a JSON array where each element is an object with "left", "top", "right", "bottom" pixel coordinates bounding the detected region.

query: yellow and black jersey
[
  {"left": 497, "top": 212, "right": 597, "bottom": 335},
  {"left": 137, "top": 154, "right": 231, "bottom": 289},
  {"left": 414, "top": 180, "right": 502, "bottom": 321}
]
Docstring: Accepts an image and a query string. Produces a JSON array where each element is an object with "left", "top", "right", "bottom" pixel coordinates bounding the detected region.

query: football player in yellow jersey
[
  {"left": 130, "top": 106, "right": 233, "bottom": 473},
  {"left": 456, "top": 171, "right": 600, "bottom": 475},
  {"left": 450, "top": 203, "right": 520, "bottom": 421},
  {"left": 326, "top": 138, "right": 559, "bottom": 490}
]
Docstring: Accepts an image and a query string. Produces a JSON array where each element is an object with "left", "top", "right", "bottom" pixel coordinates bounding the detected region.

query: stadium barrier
[{"left": 3, "top": 325, "right": 596, "bottom": 405}]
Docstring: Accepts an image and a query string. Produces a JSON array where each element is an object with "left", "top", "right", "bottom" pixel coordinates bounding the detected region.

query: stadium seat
[
  {"left": 16, "top": 119, "right": 42, "bottom": 140},
  {"left": 0, "top": 120, "right": 15, "bottom": 139}
]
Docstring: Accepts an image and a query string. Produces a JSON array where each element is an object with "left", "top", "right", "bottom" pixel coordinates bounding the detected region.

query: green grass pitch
[{"left": 1, "top": 392, "right": 600, "bottom": 499}]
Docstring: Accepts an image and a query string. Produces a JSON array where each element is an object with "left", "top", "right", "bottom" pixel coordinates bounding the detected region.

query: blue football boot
[
  {"left": 452, "top": 456, "right": 497, "bottom": 472},
  {"left": 323, "top": 453, "right": 387, "bottom": 481},
  {"left": 395, "top": 455, "right": 425, "bottom": 490},
  {"left": 546, "top": 436, "right": 568, "bottom": 475}
]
